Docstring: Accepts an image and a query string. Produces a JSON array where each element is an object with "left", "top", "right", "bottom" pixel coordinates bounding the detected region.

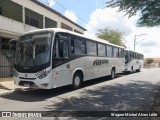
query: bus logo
[
  {"left": 24, "top": 67, "right": 29, "bottom": 70},
  {"left": 93, "top": 59, "right": 109, "bottom": 66}
]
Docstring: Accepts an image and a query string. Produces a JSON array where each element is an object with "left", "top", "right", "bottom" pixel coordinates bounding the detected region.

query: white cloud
[
  {"left": 139, "top": 40, "right": 158, "bottom": 47},
  {"left": 38, "top": 0, "right": 56, "bottom": 7},
  {"left": 64, "top": 10, "right": 78, "bottom": 23},
  {"left": 124, "top": 27, "right": 160, "bottom": 57},
  {"left": 85, "top": 7, "right": 160, "bottom": 58},
  {"left": 85, "top": 8, "right": 136, "bottom": 35},
  {"left": 47, "top": 0, "right": 56, "bottom": 7}
]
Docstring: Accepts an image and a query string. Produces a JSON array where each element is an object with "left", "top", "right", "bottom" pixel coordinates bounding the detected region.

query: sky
[{"left": 38, "top": 0, "right": 160, "bottom": 58}]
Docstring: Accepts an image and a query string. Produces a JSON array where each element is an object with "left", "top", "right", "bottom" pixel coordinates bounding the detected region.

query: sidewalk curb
[
  {"left": 0, "top": 82, "right": 29, "bottom": 95},
  {"left": 0, "top": 83, "right": 12, "bottom": 90},
  {"left": 0, "top": 90, "right": 15, "bottom": 95},
  {"left": 0, "top": 78, "right": 13, "bottom": 82},
  {"left": 0, "top": 87, "right": 29, "bottom": 96}
]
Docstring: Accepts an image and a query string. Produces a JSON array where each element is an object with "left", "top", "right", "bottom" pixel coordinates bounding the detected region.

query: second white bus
[{"left": 124, "top": 49, "right": 144, "bottom": 73}]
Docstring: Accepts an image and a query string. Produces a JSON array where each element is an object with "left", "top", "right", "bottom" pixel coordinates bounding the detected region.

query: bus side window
[
  {"left": 130, "top": 52, "right": 132, "bottom": 58},
  {"left": 106, "top": 45, "right": 113, "bottom": 57},
  {"left": 53, "top": 34, "right": 69, "bottom": 59},
  {"left": 71, "top": 37, "right": 75, "bottom": 54},
  {"left": 118, "top": 49, "right": 121, "bottom": 58},
  {"left": 71, "top": 36, "right": 86, "bottom": 55},
  {"left": 113, "top": 47, "right": 118, "bottom": 57},
  {"left": 53, "top": 37, "right": 59, "bottom": 58},
  {"left": 59, "top": 39, "right": 69, "bottom": 59},
  {"left": 86, "top": 41, "right": 97, "bottom": 56},
  {"left": 98, "top": 43, "right": 106, "bottom": 56},
  {"left": 122, "top": 49, "right": 124, "bottom": 58},
  {"left": 63, "top": 40, "right": 69, "bottom": 58}
]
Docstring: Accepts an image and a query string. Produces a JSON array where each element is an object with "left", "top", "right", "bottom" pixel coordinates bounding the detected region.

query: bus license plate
[{"left": 24, "top": 83, "right": 30, "bottom": 87}]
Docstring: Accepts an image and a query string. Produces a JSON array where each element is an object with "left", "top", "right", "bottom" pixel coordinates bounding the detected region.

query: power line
[{"left": 50, "top": 0, "right": 98, "bottom": 31}]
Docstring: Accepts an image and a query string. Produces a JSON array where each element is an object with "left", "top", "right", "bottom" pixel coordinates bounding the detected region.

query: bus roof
[
  {"left": 125, "top": 49, "right": 143, "bottom": 54},
  {"left": 22, "top": 28, "right": 124, "bottom": 49}
]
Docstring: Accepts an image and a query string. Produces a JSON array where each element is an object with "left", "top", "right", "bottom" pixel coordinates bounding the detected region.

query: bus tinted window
[
  {"left": 134, "top": 53, "right": 136, "bottom": 59},
  {"left": 98, "top": 43, "right": 106, "bottom": 56},
  {"left": 113, "top": 47, "right": 118, "bottom": 57},
  {"left": 61, "top": 40, "right": 69, "bottom": 58},
  {"left": 119, "top": 49, "right": 122, "bottom": 58},
  {"left": 120, "top": 49, "right": 124, "bottom": 58},
  {"left": 129, "top": 52, "right": 132, "bottom": 58},
  {"left": 122, "top": 49, "right": 125, "bottom": 57},
  {"left": 53, "top": 35, "right": 69, "bottom": 59},
  {"left": 136, "top": 53, "right": 138, "bottom": 59},
  {"left": 106, "top": 45, "right": 113, "bottom": 57},
  {"left": 131, "top": 52, "right": 134, "bottom": 58},
  {"left": 138, "top": 54, "right": 140, "bottom": 59},
  {"left": 71, "top": 37, "right": 85, "bottom": 55},
  {"left": 86, "top": 41, "right": 97, "bottom": 56}
]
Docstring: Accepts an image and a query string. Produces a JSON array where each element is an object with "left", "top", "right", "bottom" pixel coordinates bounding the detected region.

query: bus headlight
[{"left": 38, "top": 70, "right": 50, "bottom": 79}]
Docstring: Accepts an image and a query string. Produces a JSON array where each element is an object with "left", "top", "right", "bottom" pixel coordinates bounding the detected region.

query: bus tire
[
  {"left": 130, "top": 67, "right": 133, "bottom": 74},
  {"left": 137, "top": 66, "right": 141, "bottom": 72},
  {"left": 110, "top": 68, "right": 115, "bottom": 79},
  {"left": 72, "top": 72, "right": 82, "bottom": 89}
]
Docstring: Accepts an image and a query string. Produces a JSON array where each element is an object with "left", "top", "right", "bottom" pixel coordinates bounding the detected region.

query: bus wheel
[
  {"left": 110, "top": 68, "right": 115, "bottom": 79},
  {"left": 72, "top": 73, "right": 82, "bottom": 89},
  {"left": 130, "top": 67, "right": 133, "bottom": 74},
  {"left": 137, "top": 66, "right": 141, "bottom": 72}
]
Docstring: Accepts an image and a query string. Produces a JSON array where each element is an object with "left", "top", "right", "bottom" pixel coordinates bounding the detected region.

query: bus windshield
[{"left": 15, "top": 33, "right": 52, "bottom": 67}]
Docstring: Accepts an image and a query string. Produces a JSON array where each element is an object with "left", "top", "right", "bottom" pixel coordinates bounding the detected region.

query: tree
[
  {"left": 96, "top": 27, "right": 124, "bottom": 46},
  {"left": 105, "top": 0, "right": 160, "bottom": 27},
  {"left": 146, "top": 58, "right": 154, "bottom": 68}
]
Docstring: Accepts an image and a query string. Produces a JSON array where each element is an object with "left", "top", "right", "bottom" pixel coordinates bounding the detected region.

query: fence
[{"left": 0, "top": 42, "right": 15, "bottom": 77}]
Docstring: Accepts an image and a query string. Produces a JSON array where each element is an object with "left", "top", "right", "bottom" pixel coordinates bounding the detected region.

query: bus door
[{"left": 52, "top": 33, "right": 71, "bottom": 87}]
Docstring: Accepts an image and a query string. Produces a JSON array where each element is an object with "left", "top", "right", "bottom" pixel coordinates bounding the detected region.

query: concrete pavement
[
  {"left": 0, "top": 69, "right": 160, "bottom": 120},
  {"left": 154, "top": 87, "right": 160, "bottom": 111}
]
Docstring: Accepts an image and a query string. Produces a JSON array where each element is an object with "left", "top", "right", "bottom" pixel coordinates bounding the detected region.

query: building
[
  {"left": 144, "top": 58, "right": 160, "bottom": 68},
  {"left": 0, "top": 0, "right": 86, "bottom": 77}
]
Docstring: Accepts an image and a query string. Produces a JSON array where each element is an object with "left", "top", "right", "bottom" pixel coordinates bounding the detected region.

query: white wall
[
  {"left": 0, "top": 16, "right": 38, "bottom": 39},
  {"left": 11, "top": 0, "right": 85, "bottom": 33},
  {"left": 0, "top": 0, "right": 85, "bottom": 39}
]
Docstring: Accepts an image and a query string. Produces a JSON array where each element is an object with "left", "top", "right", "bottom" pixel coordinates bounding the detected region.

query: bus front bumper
[{"left": 14, "top": 77, "right": 52, "bottom": 89}]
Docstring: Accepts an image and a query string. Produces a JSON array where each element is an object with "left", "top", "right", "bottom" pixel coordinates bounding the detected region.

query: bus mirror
[
  {"left": 9, "top": 39, "right": 18, "bottom": 51},
  {"left": 9, "top": 39, "right": 17, "bottom": 46}
]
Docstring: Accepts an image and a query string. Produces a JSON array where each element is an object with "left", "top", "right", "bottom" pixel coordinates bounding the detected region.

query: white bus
[
  {"left": 13, "top": 28, "right": 125, "bottom": 89},
  {"left": 124, "top": 49, "right": 144, "bottom": 73}
]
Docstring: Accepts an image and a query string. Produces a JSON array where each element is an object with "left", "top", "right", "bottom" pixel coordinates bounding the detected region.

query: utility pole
[{"left": 134, "top": 34, "right": 147, "bottom": 51}]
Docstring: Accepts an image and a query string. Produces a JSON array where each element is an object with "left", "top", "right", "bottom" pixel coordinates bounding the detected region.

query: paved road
[{"left": 0, "top": 68, "right": 160, "bottom": 119}]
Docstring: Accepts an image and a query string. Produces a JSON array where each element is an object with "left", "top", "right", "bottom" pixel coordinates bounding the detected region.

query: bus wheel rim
[
  {"left": 112, "top": 70, "right": 115, "bottom": 78},
  {"left": 74, "top": 76, "right": 80, "bottom": 86}
]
